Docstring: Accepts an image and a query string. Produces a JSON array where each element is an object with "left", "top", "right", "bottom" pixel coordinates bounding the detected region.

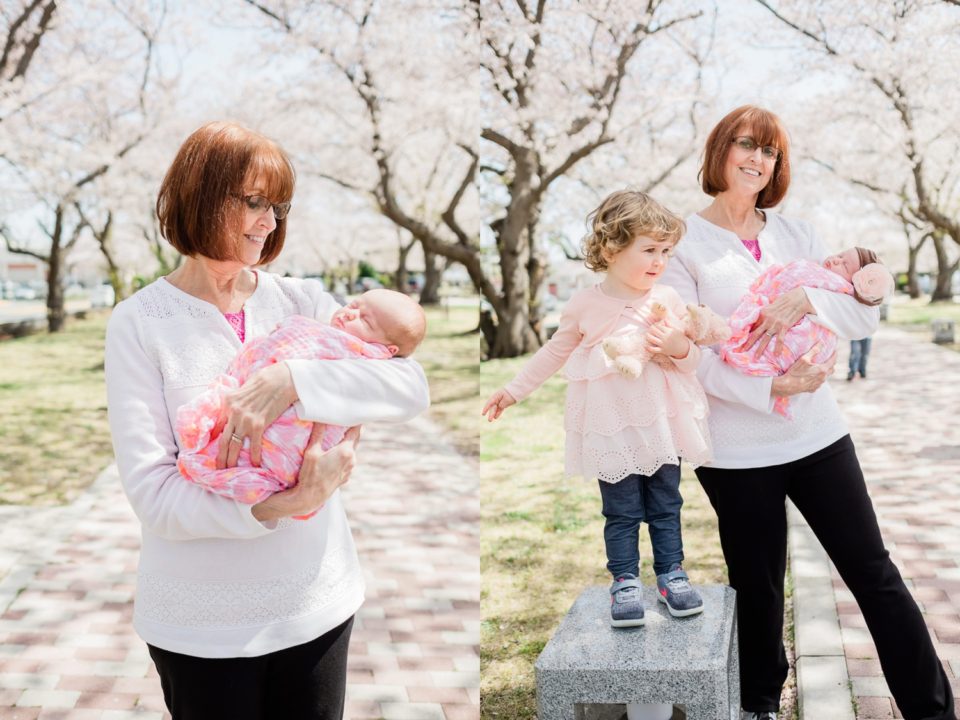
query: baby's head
[
  {"left": 331, "top": 289, "right": 427, "bottom": 357},
  {"left": 823, "top": 246, "right": 893, "bottom": 306},
  {"left": 581, "top": 190, "right": 685, "bottom": 272}
]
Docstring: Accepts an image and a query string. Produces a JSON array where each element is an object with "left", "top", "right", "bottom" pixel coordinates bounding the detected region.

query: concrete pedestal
[{"left": 535, "top": 585, "right": 739, "bottom": 720}]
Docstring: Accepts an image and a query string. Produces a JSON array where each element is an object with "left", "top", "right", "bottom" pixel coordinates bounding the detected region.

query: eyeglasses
[
  {"left": 237, "top": 194, "right": 291, "bottom": 220},
  {"left": 731, "top": 136, "right": 781, "bottom": 161}
]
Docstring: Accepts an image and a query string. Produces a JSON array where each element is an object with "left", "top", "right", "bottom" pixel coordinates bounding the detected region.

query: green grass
[
  {"left": 419, "top": 300, "right": 479, "bottom": 458},
  {"left": 0, "top": 311, "right": 114, "bottom": 506},
  {"left": 886, "top": 295, "right": 960, "bottom": 326},
  {"left": 0, "top": 298, "right": 478, "bottom": 507},
  {"left": 480, "top": 355, "right": 801, "bottom": 719}
]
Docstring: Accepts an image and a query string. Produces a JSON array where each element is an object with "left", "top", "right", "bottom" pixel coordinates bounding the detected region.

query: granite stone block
[{"left": 536, "top": 585, "right": 738, "bottom": 720}]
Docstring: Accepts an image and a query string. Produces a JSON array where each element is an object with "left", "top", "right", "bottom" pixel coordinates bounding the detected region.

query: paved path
[
  {"left": 792, "top": 325, "right": 960, "bottom": 720},
  {"left": 0, "top": 414, "right": 479, "bottom": 720}
]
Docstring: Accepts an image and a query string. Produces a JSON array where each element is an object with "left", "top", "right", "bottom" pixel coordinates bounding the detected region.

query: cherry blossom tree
[
  {"left": 480, "top": 0, "right": 713, "bottom": 357},
  {"left": 0, "top": 0, "right": 56, "bottom": 94},
  {"left": 0, "top": 0, "right": 175, "bottom": 330},
  {"left": 754, "top": 0, "right": 960, "bottom": 301},
  {"left": 233, "top": 0, "right": 480, "bottom": 305}
]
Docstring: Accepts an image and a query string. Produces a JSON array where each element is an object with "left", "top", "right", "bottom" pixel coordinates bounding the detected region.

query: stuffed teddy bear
[{"left": 602, "top": 303, "right": 731, "bottom": 379}]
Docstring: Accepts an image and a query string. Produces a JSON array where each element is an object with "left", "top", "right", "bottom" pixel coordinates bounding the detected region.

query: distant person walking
[{"left": 848, "top": 336, "right": 872, "bottom": 381}]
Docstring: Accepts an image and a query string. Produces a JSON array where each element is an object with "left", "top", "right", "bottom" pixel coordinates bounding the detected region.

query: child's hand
[
  {"left": 646, "top": 323, "right": 691, "bottom": 359},
  {"left": 481, "top": 388, "right": 517, "bottom": 422}
]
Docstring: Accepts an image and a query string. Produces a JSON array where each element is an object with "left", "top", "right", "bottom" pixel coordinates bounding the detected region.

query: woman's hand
[
  {"left": 481, "top": 388, "right": 517, "bottom": 422},
  {"left": 742, "top": 287, "right": 814, "bottom": 358},
  {"left": 216, "top": 362, "right": 298, "bottom": 469},
  {"left": 646, "top": 323, "right": 691, "bottom": 359},
  {"left": 771, "top": 346, "right": 836, "bottom": 398},
  {"left": 252, "top": 424, "right": 360, "bottom": 522}
]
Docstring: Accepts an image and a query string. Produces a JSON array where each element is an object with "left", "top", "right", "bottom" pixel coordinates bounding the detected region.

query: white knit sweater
[
  {"left": 104, "top": 272, "right": 430, "bottom": 657},
  {"left": 659, "top": 211, "right": 879, "bottom": 468}
]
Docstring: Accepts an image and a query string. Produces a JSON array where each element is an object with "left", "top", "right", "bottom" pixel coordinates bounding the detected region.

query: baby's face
[
  {"left": 331, "top": 296, "right": 395, "bottom": 349},
  {"left": 822, "top": 248, "right": 861, "bottom": 282}
]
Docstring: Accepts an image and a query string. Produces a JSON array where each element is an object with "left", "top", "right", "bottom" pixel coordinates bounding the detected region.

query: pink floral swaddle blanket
[
  {"left": 720, "top": 259, "right": 853, "bottom": 419},
  {"left": 175, "top": 315, "right": 393, "bottom": 516}
]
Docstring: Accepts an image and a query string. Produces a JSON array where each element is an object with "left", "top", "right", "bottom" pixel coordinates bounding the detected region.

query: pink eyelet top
[
  {"left": 224, "top": 310, "right": 246, "bottom": 342},
  {"left": 741, "top": 238, "right": 761, "bottom": 261}
]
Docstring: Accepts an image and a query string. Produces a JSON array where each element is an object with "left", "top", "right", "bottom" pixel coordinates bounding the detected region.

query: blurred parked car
[
  {"left": 353, "top": 277, "right": 383, "bottom": 292},
  {"left": 90, "top": 282, "right": 115, "bottom": 308},
  {"left": 13, "top": 283, "right": 37, "bottom": 301}
]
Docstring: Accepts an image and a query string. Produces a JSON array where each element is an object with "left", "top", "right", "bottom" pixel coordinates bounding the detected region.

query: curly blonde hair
[{"left": 581, "top": 190, "right": 685, "bottom": 272}]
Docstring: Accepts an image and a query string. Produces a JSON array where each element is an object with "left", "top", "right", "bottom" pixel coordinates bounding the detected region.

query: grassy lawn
[
  {"left": 420, "top": 300, "right": 479, "bottom": 458},
  {"left": 885, "top": 294, "right": 960, "bottom": 326},
  {"left": 0, "top": 310, "right": 114, "bottom": 506},
  {"left": 882, "top": 295, "right": 960, "bottom": 355},
  {"left": 0, "top": 298, "right": 478, "bottom": 507},
  {"left": 480, "top": 356, "right": 798, "bottom": 719}
]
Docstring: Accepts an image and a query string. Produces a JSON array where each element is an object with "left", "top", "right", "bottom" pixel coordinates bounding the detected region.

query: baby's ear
[{"left": 387, "top": 344, "right": 399, "bottom": 356}]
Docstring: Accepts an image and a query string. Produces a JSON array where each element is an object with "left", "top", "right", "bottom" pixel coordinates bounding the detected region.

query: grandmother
[
  {"left": 105, "top": 121, "right": 429, "bottom": 720},
  {"left": 660, "top": 105, "right": 954, "bottom": 720}
]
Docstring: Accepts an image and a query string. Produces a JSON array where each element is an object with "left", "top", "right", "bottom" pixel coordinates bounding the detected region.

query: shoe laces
[{"left": 665, "top": 576, "right": 691, "bottom": 593}]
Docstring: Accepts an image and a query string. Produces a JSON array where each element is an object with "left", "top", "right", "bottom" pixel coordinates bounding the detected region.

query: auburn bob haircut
[
  {"left": 700, "top": 105, "right": 791, "bottom": 209},
  {"left": 156, "top": 121, "right": 295, "bottom": 265}
]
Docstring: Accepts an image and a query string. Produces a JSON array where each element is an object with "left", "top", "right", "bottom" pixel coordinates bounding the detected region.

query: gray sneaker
[
  {"left": 609, "top": 574, "right": 645, "bottom": 627},
  {"left": 656, "top": 565, "right": 704, "bottom": 617}
]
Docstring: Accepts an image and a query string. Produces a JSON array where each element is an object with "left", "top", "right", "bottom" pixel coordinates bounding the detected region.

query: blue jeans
[
  {"left": 848, "top": 337, "right": 872, "bottom": 377},
  {"left": 598, "top": 464, "right": 684, "bottom": 578}
]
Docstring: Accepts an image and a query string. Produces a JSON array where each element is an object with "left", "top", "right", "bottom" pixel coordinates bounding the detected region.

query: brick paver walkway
[
  {"left": 830, "top": 325, "right": 960, "bottom": 719},
  {"left": 0, "top": 414, "right": 478, "bottom": 720}
]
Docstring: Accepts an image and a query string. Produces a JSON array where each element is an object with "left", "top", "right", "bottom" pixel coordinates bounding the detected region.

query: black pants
[
  {"left": 148, "top": 616, "right": 354, "bottom": 720},
  {"left": 697, "top": 436, "right": 955, "bottom": 719}
]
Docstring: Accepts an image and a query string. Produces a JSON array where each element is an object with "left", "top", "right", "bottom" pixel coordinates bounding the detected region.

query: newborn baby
[
  {"left": 176, "top": 288, "right": 427, "bottom": 515},
  {"left": 721, "top": 246, "right": 893, "bottom": 418}
]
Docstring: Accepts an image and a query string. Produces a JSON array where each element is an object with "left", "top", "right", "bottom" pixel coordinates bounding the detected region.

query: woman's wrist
[
  {"left": 252, "top": 486, "right": 303, "bottom": 522},
  {"left": 771, "top": 375, "right": 793, "bottom": 398},
  {"left": 278, "top": 361, "right": 300, "bottom": 406}
]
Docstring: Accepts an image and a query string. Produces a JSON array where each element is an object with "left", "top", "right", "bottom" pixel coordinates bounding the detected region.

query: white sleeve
[
  {"left": 105, "top": 303, "right": 277, "bottom": 541},
  {"left": 660, "top": 252, "right": 774, "bottom": 414},
  {"left": 285, "top": 281, "right": 431, "bottom": 425},
  {"left": 802, "top": 224, "right": 880, "bottom": 340},
  {"left": 287, "top": 356, "right": 430, "bottom": 426}
]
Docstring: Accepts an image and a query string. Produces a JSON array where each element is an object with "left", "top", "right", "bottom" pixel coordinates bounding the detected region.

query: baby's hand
[
  {"left": 646, "top": 323, "right": 691, "bottom": 359},
  {"left": 481, "top": 388, "right": 517, "bottom": 422}
]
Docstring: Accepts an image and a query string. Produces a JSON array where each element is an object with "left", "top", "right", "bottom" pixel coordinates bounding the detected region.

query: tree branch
[
  {"left": 1, "top": 225, "right": 48, "bottom": 261},
  {"left": 440, "top": 145, "right": 478, "bottom": 246}
]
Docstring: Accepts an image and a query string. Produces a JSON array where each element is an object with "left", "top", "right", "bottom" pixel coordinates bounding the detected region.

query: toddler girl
[
  {"left": 482, "top": 190, "right": 713, "bottom": 627},
  {"left": 176, "top": 288, "right": 426, "bottom": 516},
  {"left": 721, "top": 246, "right": 894, "bottom": 417}
]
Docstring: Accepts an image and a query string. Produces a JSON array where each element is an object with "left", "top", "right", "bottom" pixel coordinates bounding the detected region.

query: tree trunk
[
  {"left": 46, "top": 245, "right": 64, "bottom": 332},
  {"left": 931, "top": 232, "right": 954, "bottom": 302},
  {"left": 525, "top": 214, "right": 547, "bottom": 340},
  {"left": 907, "top": 245, "right": 921, "bottom": 299},
  {"left": 420, "top": 249, "right": 442, "bottom": 305},
  {"left": 395, "top": 251, "right": 409, "bottom": 293},
  {"left": 395, "top": 231, "right": 415, "bottom": 293},
  {"left": 488, "top": 148, "right": 541, "bottom": 358}
]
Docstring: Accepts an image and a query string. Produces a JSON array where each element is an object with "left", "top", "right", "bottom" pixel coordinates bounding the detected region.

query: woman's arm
[
  {"left": 285, "top": 280, "right": 430, "bottom": 426},
  {"left": 105, "top": 303, "right": 280, "bottom": 540},
  {"left": 804, "top": 223, "right": 880, "bottom": 340},
  {"left": 659, "top": 255, "right": 774, "bottom": 412},
  {"left": 286, "top": 357, "right": 430, "bottom": 426}
]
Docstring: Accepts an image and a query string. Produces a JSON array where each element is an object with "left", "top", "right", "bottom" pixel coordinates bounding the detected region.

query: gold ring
[{"left": 230, "top": 433, "right": 243, "bottom": 444}]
